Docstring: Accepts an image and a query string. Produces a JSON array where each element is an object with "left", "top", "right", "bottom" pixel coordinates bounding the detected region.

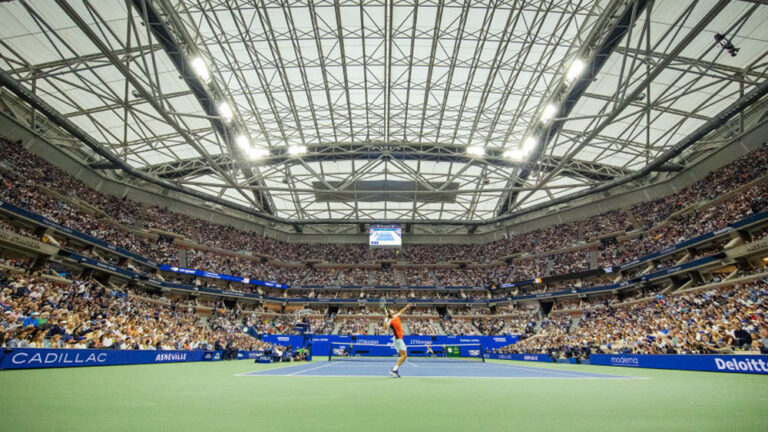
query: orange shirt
[{"left": 389, "top": 314, "right": 404, "bottom": 340}]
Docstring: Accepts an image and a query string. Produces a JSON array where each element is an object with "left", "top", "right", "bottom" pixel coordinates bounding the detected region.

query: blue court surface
[{"left": 238, "top": 360, "right": 639, "bottom": 379}]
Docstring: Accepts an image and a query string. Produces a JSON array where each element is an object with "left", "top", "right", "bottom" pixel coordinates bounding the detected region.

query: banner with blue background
[
  {"left": 258, "top": 334, "right": 519, "bottom": 357},
  {"left": 589, "top": 354, "right": 768, "bottom": 375},
  {"left": 0, "top": 348, "right": 220, "bottom": 370}
]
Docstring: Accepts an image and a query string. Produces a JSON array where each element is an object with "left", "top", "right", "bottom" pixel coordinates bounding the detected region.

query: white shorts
[{"left": 393, "top": 338, "right": 407, "bottom": 353}]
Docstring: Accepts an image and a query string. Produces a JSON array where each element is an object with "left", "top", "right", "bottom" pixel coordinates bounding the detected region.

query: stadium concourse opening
[{"left": 1, "top": 0, "right": 768, "bottom": 430}]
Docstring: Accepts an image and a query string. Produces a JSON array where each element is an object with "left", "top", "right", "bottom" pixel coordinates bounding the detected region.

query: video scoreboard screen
[{"left": 369, "top": 224, "right": 402, "bottom": 247}]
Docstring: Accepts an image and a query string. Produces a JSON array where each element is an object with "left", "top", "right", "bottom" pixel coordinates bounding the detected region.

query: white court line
[
  {"left": 286, "top": 361, "right": 337, "bottom": 376},
  {"left": 234, "top": 361, "right": 333, "bottom": 376}
]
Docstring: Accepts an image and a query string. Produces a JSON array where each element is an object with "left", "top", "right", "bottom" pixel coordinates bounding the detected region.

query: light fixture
[
  {"left": 466, "top": 145, "right": 485, "bottom": 157},
  {"left": 522, "top": 136, "right": 537, "bottom": 154},
  {"left": 190, "top": 57, "right": 211, "bottom": 83},
  {"left": 218, "top": 102, "right": 233, "bottom": 123},
  {"left": 246, "top": 146, "right": 270, "bottom": 160},
  {"left": 540, "top": 104, "right": 557, "bottom": 123},
  {"left": 287, "top": 145, "right": 307, "bottom": 156},
  {"left": 235, "top": 134, "right": 249, "bottom": 149},
  {"left": 565, "top": 58, "right": 585, "bottom": 84},
  {"left": 503, "top": 149, "right": 525, "bottom": 161}
]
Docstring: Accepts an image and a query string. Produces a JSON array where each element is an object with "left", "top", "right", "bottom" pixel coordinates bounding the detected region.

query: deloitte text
[{"left": 714, "top": 357, "right": 768, "bottom": 374}]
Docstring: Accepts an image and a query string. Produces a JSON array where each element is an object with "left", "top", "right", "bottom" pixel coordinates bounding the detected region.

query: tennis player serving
[{"left": 384, "top": 303, "right": 410, "bottom": 378}]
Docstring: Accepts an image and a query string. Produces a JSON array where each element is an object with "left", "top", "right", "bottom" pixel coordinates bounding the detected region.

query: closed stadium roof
[{"left": 0, "top": 0, "right": 766, "bottom": 228}]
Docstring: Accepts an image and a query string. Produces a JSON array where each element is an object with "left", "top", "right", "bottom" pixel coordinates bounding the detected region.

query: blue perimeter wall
[
  {"left": 0, "top": 348, "right": 223, "bottom": 370},
  {"left": 590, "top": 354, "right": 768, "bottom": 375},
  {"left": 5, "top": 344, "right": 767, "bottom": 375}
]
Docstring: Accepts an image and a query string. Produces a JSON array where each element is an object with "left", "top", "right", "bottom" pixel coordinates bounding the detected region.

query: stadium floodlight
[
  {"left": 287, "top": 145, "right": 307, "bottom": 156},
  {"left": 218, "top": 102, "right": 233, "bottom": 123},
  {"left": 540, "top": 104, "right": 557, "bottom": 123},
  {"left": 522, "top": 136, "right": 538, "bottom": 155},
  {"left": 235, "top": 134, "right": 249, "bottom": 150},
  {"left": 503, "top": 148, "right": 525, "bottom": 161},
  {"left": 246, "top": 146, "right": 270, "bottom": 160},
  {"left": 565, "top": 58, "right": 585, "bottom": 84},
  {"left": 190, "top": 57, "right": 211, "bottom": 83},
  {"left": 466, "top": 145, "right": 485, "bottom": 157}
]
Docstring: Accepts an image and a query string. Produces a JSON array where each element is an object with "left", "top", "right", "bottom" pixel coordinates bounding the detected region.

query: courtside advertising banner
[
  {"left": 486, "top": 353, "right": 552, "bottom": 362},
  {"left": 0, "top": 348, "right": 217, "bottom": 370},
  {"left": 589, "top": 354, "right": 768, "bottom": 375}
]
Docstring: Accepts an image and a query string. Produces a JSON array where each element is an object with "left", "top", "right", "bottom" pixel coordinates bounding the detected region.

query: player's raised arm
[{"left": 397, "top": 304, "right": 411, "bottom": 316}]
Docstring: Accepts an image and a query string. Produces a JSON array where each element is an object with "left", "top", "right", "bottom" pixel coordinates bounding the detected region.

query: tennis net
[{"left": 328, "top": 342, "right": 485, "bottom": 363}]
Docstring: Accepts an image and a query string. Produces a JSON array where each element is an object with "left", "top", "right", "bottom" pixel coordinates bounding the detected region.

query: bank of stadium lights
[
  {"left": 540, "top": 104, "right": 558, "bottom": 124},
  {"left": 466, "top": 145, "right": 486, "bottom": 157},
  {"left": 287, "top": 145, "right": 307, "bottom": 156},
  {"left": 218, "top": 102, "right": 233, "bottom": 123},
  {"left": 234, "top": 134, "right": 270, "bottom": 160},
  {"left": 503, "top": 148, "right": 525, "bottom": 161},
  {"left": 246, "top": 146, "right": 270, "bottom": 160},
  {"left": 235, "top": 134, "right": 249, "bottom": 150},
  {"left": 522, "top": 136, "right": 538, "bottom": 154},
  {"left": 190, "top": 57, "right": 211, "bottom": 83},
  {"left": 564, "top": 58, "right": 586, "bottom": 85},
  {"left": 503, "top": 137, "right": 538, "bottom": 162}
]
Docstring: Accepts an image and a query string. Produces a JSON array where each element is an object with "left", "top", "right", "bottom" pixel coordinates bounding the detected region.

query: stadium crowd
[
  {"left": 498, "top": 278, "right": 768, "bottom": 358},
  {"left": 1, "top": 137, "right": 767, "bottom": 293},
  {"left": 0, "top": 271, "right": 260, "bottom": 352}
]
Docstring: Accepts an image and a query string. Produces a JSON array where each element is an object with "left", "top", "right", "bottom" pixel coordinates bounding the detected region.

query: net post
[
  {"left": 480, "top": 342, "right": 486, "bottom": 363},
  {"left": 328, "top": 342, "right": 332, "bottom": 362}
]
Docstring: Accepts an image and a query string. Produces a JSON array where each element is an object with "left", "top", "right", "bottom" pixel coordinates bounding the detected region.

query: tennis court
[
  {"left": 2, "top": 359, "right": 767, "bottom": 432},
  {"left": 240, "top": 359, "right": 638, "bottom": 379}
]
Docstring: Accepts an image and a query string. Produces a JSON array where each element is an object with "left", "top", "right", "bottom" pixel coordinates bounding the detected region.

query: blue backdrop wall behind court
[{"left": 260, "top": 334, "right": 519, "bottom": 355}]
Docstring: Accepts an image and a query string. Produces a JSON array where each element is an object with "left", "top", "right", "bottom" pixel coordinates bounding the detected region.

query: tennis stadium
[{"left": 0, "top": 0, "right": 767, "bottom": 430}]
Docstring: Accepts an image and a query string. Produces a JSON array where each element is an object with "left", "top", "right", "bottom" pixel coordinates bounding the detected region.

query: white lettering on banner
[
  {"left": 154, "top": 353, "right": 188, "bottom": 362},
  {"left": 610, "top": 356, "right": 640, "bottom": 366},
  {"left": 714, "top": 358, "right": 768, "bottom": 373},
  {"left": 523, "top": 355, "right": 540, "bottom": 361},
  {"left": 10, "top": 351, "right": 109, "bottom": 366},
  {"left": 277, "top": 337, "right": 289, "bottom": 342},
  {"left": 713, "top": 227, "right": 733, "bottom": 236}
]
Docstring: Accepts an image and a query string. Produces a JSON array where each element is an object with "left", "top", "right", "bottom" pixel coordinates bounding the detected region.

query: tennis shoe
[{"left": 389, "top": 369, "right": 401, "bottom": 378}]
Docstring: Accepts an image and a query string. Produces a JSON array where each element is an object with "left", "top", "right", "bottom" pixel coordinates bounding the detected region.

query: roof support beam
[
  {"left": 129, "top": 0, "right": 275, "bottom": 214},
  {"left": 497, "top": 0, "right": 651, "bottom": 216}
]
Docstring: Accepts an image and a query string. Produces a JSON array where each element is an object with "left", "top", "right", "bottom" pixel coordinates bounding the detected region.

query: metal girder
[
  {"left": 138, "top": 142, "right": 635, "bottom": 182},
  {"left": 0, "top": 0, "right": 766, "bottom": 230},
  {"left": 497, "top": 0, "right": 649, "bottom": 216},
  {"left": 130, "top": 0, "right": 276, "bottom": 215},
  {"left": 3, "top": 45, "right": 165, "bottom": 81}
]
